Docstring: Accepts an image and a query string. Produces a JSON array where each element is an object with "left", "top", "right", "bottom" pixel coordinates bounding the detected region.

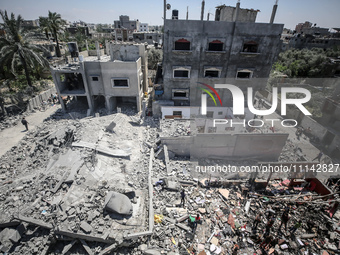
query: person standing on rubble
[
  {"left": 264, "top": 215, "right": 275, "bottom": 236},
  {"left": 21, "top": 117, "right": 28, "bottom": 131},
  {"left": 278, "top": 207, "right": 290, "bottom": 232},
  {"left": 253, "top": 211, "right": 263, "bottom": 230},
  {"left": 180, "top": 189, "right": 185, "bottom": 207},
  {"left": 193, "top": 214, "right": 201, "bottom": 230}
]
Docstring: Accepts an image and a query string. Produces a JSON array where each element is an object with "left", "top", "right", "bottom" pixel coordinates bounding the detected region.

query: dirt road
[{"left": 0, "top": 104, "right": 61, "bottom": 157}]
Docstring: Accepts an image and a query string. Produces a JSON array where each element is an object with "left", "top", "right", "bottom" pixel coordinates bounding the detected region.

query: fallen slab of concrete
[
  {"left": 72, "top": 141, "right": 131, "bottom": 157},
  {"left": 104, "top": 191, "right": 133, "bottom": 215}
]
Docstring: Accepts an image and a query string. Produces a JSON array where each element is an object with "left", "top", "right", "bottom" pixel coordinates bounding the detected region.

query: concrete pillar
[
  {"left": 79, "top": 63, "right": 94, "bottom": 114},
  {"left": 201, "top": 0, "right": 205, "bottom": 21},
  {"left": 85, "top": 40, "right": 89, "bottom": 51},
  {"left": 270, "top": 1, "right": 278, "bottom": 24},
  {"left": 51, "top": 71, "right": 66, "bottom": 111},
  {"left": 137, "top": 96, "right": 142, "bottom": 112},
  {"left": 95, "top": 41, "right": 100, "bottom": 60},
  {"left": 105, "top": 96, "right": 112, "bottom": 112},
  {"left": 235, "top": 1, "right": 240, "bottom": 22},
  {"left": 164, "top": 0, "right": 166, "bottom": 20},
  {"left": 105, "top": 40, "right": 109, "bottom": 56}
]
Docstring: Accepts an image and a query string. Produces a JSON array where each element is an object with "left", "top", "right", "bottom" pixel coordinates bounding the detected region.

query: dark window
[
  {"left": 243, "top": 41, "right": 258, "bottom": 53},
  {"left": 92, "top": 76, "right": 99, "bottom": 81},
  {"left": 205, "top": 70, "right": 219, "bottom": 78},
  {"left": 208, "top": 40, "right": 224, "bottom": 51},
  {"left": 175, "top": 39, "right": 190, "bottom": 50},
  {"left": 174, "top": 70, "right": 189, "bottom": 78},
  {"left": 113, "top": 79, "right": 128, "bottom": 87},
  {"left": 174, "top": 91, "right": 187, "bottom": 98},
  {"left": 237, "top": 71, "right": 252, "bottom": 79},
  {"left": 206, "top": 111, "right": 214, "bottom": 118},
  {"left": 173, "top": 111, "right": 182, "bottom": 116},
  {"left": 147, "top": 36, "right": 152, "bottom": 39}
]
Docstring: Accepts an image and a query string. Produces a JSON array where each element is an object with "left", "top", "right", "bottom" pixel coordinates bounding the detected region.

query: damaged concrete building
[
  {"left": 50, "top": 42, "right": 148, "bottom": 113},
  {"left": 153, "top": 0, "right": 283, "bottom": 117}
]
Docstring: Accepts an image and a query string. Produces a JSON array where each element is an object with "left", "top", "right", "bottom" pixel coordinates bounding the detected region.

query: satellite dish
[{"left": 167, "top": 3, "right": 171, "bottom": 10}]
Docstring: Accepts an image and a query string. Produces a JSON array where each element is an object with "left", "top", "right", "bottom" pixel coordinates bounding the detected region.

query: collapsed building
[{"left": 50, "top": 42, "right": 149, "bottom": 114}]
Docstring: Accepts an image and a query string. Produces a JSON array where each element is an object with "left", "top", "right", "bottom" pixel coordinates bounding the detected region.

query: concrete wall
[
  {"left": 300, "top": 115, "right": 328, "bottom": 140},
  {"left": 162, "top": 19, "right": 283, "bottom": 106},
  {"left": 26, "top": 87, "right": 57, "bottom": 111},
  {"left": 161, "top": 132, "right": 288, "bottom": 161},
  {"left": 217, "top": 6, "right": 258, "bottom": 22}
]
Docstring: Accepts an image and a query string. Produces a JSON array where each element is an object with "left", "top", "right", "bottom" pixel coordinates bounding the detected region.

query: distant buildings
[
  {"left": 283, "top": 22, "right": 340, "bottom": 50},
  {"left": 295, "top": 21, "right": 313, "bottom": 33},
  {"left": 114, "top": 15, "right": 140, "bottom": 31}
]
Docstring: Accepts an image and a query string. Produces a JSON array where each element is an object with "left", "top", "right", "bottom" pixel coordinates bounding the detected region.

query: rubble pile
[
  {"left": 150, "top": 153, "right": 340, "bottom": 254},
  {"left": 0, "top": 111, "right": 339, "bottom": 254},
  {"left": 0, "top": 115, "right": 24, "bottom": 131},
  {"left": 160, "top": 120, "right": 191, "bottom": 137},
  {"left": 0, "top": 112, "right": 154, "bottom": 254}
]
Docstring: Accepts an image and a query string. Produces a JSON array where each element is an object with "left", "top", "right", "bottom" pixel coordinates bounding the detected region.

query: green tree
[
  {"left": 0, "top": 10, "right": 49, "bottom": 88},
  {"left": 46, "top": 11, "right": 66, "bottom": 57},
  {"left": 148, "top": 48, "right": 163, "bottom": 70},
  {"left": 39, "top": 16, "right": 50, "bottom": 40}
]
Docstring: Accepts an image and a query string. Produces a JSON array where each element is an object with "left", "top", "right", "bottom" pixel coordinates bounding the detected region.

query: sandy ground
[{"left": 0, "top": 104, "right": 61, "bottom": 157}]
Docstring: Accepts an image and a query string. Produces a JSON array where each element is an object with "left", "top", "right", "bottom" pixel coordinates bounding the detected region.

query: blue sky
[{"left": 1, "top": 0, "right": 339, "bottom": 30}]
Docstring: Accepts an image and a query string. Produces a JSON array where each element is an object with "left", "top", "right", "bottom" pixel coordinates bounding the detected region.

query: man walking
[
  {"left": 278, "top": 207, "right": 290, "bottom": 232},
  {"left": 21, "top": 117, "right": 28, "bottom": 131},
  {"left": 180, "top": 189, "right": 185, "bottom": 207},
  {"left": 253, "top": 211, "right": 263, "bottom": 230},
  {"left": 313, "top": 151, "right": 323, "bottom": 162}
]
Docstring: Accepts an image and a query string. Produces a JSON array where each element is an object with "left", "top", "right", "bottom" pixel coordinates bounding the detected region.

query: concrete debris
[
  {"left": 104, "top": 191, "right": 133, "bottom": 215},
  {"left": 1, "top": 107, "right": 340, "bottom": 255},
  {"left": 72, "top": 141, "right": 131, "bottom": 157}
]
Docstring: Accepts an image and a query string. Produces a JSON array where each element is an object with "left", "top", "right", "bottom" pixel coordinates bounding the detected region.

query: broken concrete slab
[
  {"left": 72, "top": 141, "right": 131, "bottom": 157},
  {"left": 144, "top": 249, "right": 162, "bottom": 255},
  {"left": 105, "top": 121, "right": 116, "bottom": 133},
  {"left": 80, "top": 221, "right": 93, "bottom": 234},
  {"left": 104, "top": 191, "right": 133, "bottom": 215},
  {"left": 61, "top": 240, "right": 77, "bottom": 255},
  {"left": 80, "top": 239, "right": 94, "bottom": 255}
]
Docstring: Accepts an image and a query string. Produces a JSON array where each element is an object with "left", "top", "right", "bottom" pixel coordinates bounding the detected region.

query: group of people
[
  {"left": 253, "top": 207, "right": 303, "bottom": 251},
  {"left": 254, "top": 207, "right": 302, "bottom": 237}
]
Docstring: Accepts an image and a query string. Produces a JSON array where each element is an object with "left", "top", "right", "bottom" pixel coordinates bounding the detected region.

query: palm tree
[
  {"left": 39, "top": 16, "right": 50, "bottom": 40},
  {"left": 47, "top": 11, "right": 66, "bottom": 57},
  {"left": 0, "top": 10, "right": 49, "bottom": 88}
]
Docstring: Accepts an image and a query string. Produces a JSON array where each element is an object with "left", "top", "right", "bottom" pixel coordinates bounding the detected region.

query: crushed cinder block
[{"left": 80, "top": 221, "right": 92, "bottom": 234}]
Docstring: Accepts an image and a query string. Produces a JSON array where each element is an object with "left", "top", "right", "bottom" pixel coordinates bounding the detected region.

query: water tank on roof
[
  {"left": 172, "top": 10, "right": 179, "bottom": 20},
  {"left": 67, "top": 42, "right": 79, "bottom": 58}
]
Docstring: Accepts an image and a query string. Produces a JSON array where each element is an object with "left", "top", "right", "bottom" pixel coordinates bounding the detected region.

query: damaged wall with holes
[
  {"left": 161, "top": 133, "right": 288, "bottom": 161},
  {"left": 159, "top": 17, "right": 283, "bottom": 108}
]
